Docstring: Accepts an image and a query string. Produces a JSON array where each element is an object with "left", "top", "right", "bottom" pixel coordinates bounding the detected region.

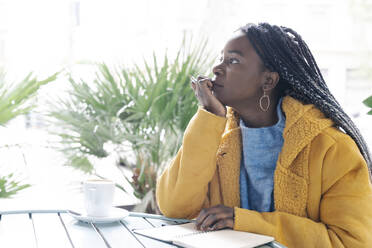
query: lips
[{"left": 212, "top": 80, "right": 224, "bottom": 87}]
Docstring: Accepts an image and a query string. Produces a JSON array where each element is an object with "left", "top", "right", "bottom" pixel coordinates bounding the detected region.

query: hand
[
  {"left": 191, "top": 76, "right": 226, "bottom": 117},
  {"left": 195, "top": 204, "right": 234, "bottom": 231}
]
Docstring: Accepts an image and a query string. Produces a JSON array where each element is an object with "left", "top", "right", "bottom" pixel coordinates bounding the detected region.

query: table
[{"left": 0, "top": 209, "right": 283, "bottom": 248}]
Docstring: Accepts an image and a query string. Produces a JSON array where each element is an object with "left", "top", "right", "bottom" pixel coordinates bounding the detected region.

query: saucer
[{"left": 68, "top": 207, "right": 129, "bottom": 223}]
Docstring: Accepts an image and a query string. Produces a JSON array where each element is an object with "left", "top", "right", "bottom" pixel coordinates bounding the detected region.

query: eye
[
  {"left": 218, "top": 56, "right": 224, "bottom": 63},
  {"left": 229, "top": 58, "right": 239, "bottom": 64}
]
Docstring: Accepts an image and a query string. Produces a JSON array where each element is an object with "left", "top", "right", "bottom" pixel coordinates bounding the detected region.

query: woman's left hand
[{"left": 195, "top": 204, "right": 234, "bottom": 231}]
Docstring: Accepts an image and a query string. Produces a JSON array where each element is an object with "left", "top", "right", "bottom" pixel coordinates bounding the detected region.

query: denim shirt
[{"left": 239, "top": 98, "right": 285, "bottom": 212}]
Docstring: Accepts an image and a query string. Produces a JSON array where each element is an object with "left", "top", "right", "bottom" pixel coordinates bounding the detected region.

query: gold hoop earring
[{"left": 259, "top": 91, "right": 270, "bottom": 112}]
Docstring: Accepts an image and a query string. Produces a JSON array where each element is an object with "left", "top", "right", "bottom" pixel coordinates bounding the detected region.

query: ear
[{"left": 263, "top": 71, "right": 280, "bottom": 91}]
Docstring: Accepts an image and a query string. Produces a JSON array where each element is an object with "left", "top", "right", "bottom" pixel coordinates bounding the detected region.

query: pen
[{"left": 129, "top": 212, "right": 196, "bottom": 223}]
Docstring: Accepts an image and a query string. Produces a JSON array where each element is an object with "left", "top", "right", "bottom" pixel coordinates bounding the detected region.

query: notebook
[{"left": 134, "top": 222, "right": 275, "bottom": 248}]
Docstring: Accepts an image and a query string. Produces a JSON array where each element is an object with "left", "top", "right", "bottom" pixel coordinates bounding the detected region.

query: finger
[
  {"left": 196, "top": 76, "right": 212, "bottom": 87},
  {"left": 196, "top": 208, "right": 208, "bottom": 229},
  {"left": 200, "top": 213, "right": 219, "bottom": 231},
  {"left": 197, "top": 78, "right": 210, "bottom": 86},
  {"left": 210, "top": 218, "right": 234, "bottom": 231},
  {"left": 195, "top": 82, "right": 201, "bottom": 98},
  {"left": 196, "top": 205, "right": 230, "bottom": 230},
  {"left": 197, "top": 75, "right": 208, "bottom": 81},
  {"left": 196, "top": 207, "right": 218, "bottom": 229},
  {"left": 196, "top": 79, "right": 213, "bottom": 97},
  {"left": 199, "top": 208, "right": 232, "bottom": 231},
  {"left": 190, "top": 81, "right": 196, "bottom": 91},
  {"left": 206, "top": 80, "right": 213, "bottom": 90}
]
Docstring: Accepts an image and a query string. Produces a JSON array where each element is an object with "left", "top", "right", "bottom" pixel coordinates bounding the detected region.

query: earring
[{"left": 259, "top": 90, "right": 270, "bottom": 112}]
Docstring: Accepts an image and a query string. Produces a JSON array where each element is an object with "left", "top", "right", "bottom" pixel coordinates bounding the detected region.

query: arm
[
  {"left": 234, "top": 134, "right": 372, "bottom": 247},
  {"left": 156, "top": 107, "right": 227, "bottom": 219}
]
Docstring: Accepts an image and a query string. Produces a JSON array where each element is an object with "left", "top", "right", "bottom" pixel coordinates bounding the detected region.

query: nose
[{"left": 213, "top": 63, "right": 224, "bottom": 77}]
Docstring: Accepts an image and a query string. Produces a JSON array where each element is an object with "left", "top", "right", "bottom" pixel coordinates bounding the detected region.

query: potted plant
[{"left": 47, "top": 37, "right": 215, "bottom": 212}]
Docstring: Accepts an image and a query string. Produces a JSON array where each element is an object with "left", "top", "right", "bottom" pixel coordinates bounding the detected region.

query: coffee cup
[{"left": 84, "top": 179, "right": 115, "bottom": 217}]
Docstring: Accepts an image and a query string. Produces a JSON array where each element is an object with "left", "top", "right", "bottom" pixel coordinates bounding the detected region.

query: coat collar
[
  {"left": 279, "top": 97, "right": 334, "bottom": 169},
  {"left": 216, "top": 96, "right": 334, "bottom": 215},
  {"left": 224, "top": 96, "right": 334, "bottom": 168}
]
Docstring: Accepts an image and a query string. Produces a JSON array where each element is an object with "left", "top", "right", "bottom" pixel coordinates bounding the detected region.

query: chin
[{"left": 213, "top": 92, "right": 226, "bottom": 105}]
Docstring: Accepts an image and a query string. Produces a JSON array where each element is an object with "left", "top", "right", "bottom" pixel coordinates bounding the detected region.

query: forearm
[
  {"left": 234, "top": 208, "right": 336, "bottom": 247},
  {"left": 156, "top": 107, "right": 227, "bottom": 218}
]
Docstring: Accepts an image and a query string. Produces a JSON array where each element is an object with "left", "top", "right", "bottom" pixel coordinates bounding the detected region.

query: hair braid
[{"left": 240, "top": 23, "right": 372, "bottom": 177}]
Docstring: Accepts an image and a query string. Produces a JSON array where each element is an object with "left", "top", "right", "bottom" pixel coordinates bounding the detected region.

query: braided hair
[{"left": 240, "top": 23, "right": 371, "bottom": 177}]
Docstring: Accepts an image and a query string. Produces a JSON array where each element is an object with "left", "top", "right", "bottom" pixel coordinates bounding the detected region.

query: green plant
[
  {"left": 363, "top": 95, "right": 372, "bottom": 115},
  {"left": 0, "top": 173, "right": 31, "bottom": 198},
  {"left": 0, "top": 70, "right": 58, "bottom": 125},
  {"left": 0, "top": 69, "right": 58, "bottom": 198},
  {"left": 48, "top": 36, "right": 215, "bottom": 212}
]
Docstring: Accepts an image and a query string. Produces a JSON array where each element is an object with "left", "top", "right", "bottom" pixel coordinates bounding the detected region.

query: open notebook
[{"left": 134, "top": 222, "right": 275, "bottom": 248}]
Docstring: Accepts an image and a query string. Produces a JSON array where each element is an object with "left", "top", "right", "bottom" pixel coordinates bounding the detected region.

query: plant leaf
[{"left": 363, "top": 95, "right": 372, "bottom": 108}]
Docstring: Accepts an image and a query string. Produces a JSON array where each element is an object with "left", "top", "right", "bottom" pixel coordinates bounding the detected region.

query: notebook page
[
  {"left": 134, "top": 223, "right": 205, "bottom": 242},
  {"left": 173, "top": 229, "right": 274, "bottom": 248}
]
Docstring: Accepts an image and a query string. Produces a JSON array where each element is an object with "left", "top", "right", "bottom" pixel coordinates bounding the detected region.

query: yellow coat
[{"left": 156, "top": 96, "right": 372, "bottom": 247}]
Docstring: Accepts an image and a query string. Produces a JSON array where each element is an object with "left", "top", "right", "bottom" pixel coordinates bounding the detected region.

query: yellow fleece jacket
[{"left": 156, "top": 96, "right": 372, "bottom": 248}]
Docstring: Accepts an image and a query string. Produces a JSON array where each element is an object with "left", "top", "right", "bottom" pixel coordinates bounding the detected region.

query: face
[{"left": 212, "top": 32, "right": 268, "bottom": 109}]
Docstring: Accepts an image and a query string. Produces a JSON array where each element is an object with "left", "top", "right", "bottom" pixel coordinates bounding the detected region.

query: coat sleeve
[
  {"left": 233, "top": 134, "right": 372, "bottom": 248},
  {"left": 156, "top": 107, "right": 227, "bottom": 219}
]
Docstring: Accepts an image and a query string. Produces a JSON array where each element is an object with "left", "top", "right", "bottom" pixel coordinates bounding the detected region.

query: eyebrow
[
  {"left": 227, "top": 50, "right": 244, "bottom": 56},
  {"left": 220, "top": 50, "right": 244, "bottom": 57}
]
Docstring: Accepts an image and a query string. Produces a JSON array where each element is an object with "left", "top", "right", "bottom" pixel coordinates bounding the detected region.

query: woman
[{"left": 156, "top": 23, "right": 372, "bottom": 247}]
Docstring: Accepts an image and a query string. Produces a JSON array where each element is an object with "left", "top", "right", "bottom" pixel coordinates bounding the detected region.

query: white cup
[{"left": 84, "top": 179, "right": 115, "bottom": 217}]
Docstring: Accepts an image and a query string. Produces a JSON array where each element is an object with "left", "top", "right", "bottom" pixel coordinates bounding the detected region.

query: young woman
[{"left": 156, "top": 23, "right": 372, "bottom": 247}]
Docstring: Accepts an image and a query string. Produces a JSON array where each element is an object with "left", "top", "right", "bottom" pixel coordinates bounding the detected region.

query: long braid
[{"left": 240, "top": 23, "right": 372, "bottom": 177}]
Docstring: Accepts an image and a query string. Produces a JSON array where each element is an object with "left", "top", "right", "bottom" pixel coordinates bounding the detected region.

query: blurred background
[{"left": 0, "top": 0, "right": 371, "bottom": 212}]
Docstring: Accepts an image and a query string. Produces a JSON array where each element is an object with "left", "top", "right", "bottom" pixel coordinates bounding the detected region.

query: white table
[{"left": 0, "top": 209, "right": 284, "bottom": 248}]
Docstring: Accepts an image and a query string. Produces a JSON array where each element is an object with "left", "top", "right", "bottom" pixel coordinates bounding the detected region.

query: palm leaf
[
  {"left": 0, "top": 71, "right": 58, "bottom": 125},
  {"left": 0, "top": 173, "right": 31, "bottom": 198},
  {"left": 363, "top": 95, "right": 372, "bottom": 115},
  {"left": 363, "top": 95, "right": 372, "bottom": 108},
  {"left": 47, "top": 34, "right": 214, "bottom": 207}
]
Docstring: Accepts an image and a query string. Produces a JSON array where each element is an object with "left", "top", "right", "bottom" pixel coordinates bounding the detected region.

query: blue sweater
[{"left": 239, "top": 98, "right": 285, "bottom": 212}]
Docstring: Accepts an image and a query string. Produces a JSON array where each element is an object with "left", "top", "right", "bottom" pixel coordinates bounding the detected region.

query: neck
[{"left": 233, "top": 95, "right": 280, "bottom": 128}]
